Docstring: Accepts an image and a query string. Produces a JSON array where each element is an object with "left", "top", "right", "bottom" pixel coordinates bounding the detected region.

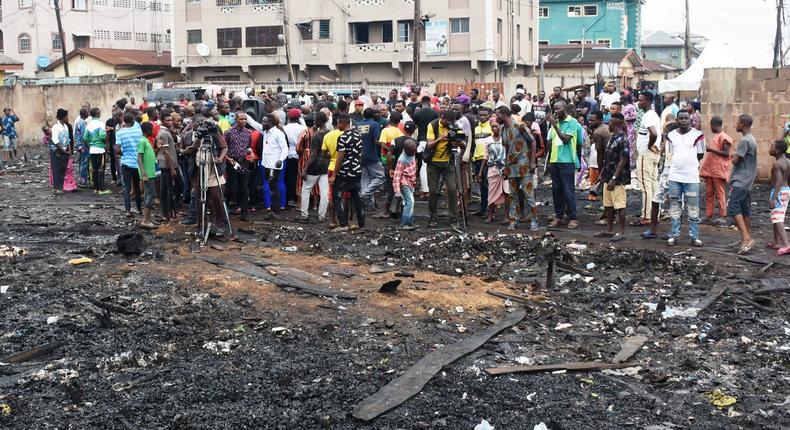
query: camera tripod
[
  {"left": 198, "top": 138, "right": 233, "bottom": 244},
  {"left": 427, "top": 148, "right": 468, "bottom": 229}
]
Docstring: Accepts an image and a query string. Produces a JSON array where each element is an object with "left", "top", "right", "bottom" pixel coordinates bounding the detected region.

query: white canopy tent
[{"left": 658, "top": 41, "right": 739, "bottom": 94}]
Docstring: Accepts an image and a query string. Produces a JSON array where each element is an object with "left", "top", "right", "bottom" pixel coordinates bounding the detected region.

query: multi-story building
[
  {"left": 641, "top": 30, "right": 704, "bottom": 70},
  {"left": 172, "top": 0, "right": 538, "bottom": 84},
  {"left": 537, "top": 0, "right": 642, "bottom": 53},
  {"left": 0, "top": 0, "right": 173, "bottom": 77}
]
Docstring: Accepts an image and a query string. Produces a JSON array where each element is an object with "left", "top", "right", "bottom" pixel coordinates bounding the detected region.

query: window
[
  {"left": 568, "top": 39, "right": 581, "bottom": 45},
  {"left": 0, "top": 32, "right": 4, "bottom": 52},
  {"left": 165, "top": 33, "right": 171, "bottom": 44},
  {"left": 94, "top": 30, "right": 110, "bottom": 39},
  {"left": 18, "top": 33, "right": 31, "bottom": 53},
  {"left": 187, "top": 29, "right": 202, "bottom": 44},
  {"left": 134, "top": 0, "right": 146, "bottom": 9},
  {"left": 498, "top": 0, "right": 502, "bottom": 10},
  {"left": 297, "top": 22, "right": 312, "bottom": 40},
  {"left": 516, "top": 24, "right": 520, "bottom": 56},
  {"left": 51, "top": 33, "right": 62, "bottom": 50},
  {"left": 72, "top": 0, "right": 87, "bottom": 10},
  {"left": 135, "top": 33, "right": 148, "bottom": 42},
  {"left": 113, "top": 0, "right": 131, "bottom": 7},
  {"left": 382, "top": 21, "right": 392, "bottom": 43},
  {"left": 538, "top": 7, "right": 548, "bottom": 18},
  {"left": 187, "top": 0, "right": 201, "bottom": 3},
  {"left": 94, "top": 0, "right": 109, "bottom": 5},
  {"left": 150, "top": 1, "right": 161, "bottom": 11},
  {"left": 74, "top": 35, "right": 90, "bottom": 48},
  {"left": 19, "top": 0, "right": 33, "bottom": 7},
  {"left": 245, "top": 26, "right": 282, "bottom": 47},
  {"left": 528, "top": 27, "right": 533, "bottom": 42},
  {"left": 596, "top": 39, "right": 611, "bottom": 47},
  {"left": 538, "top": 40, "right": 549, "bottom": 45},
  {"left": 152, "top": 33, "right": 162, "bottom": 43},
  {"left": 569, "top": 5, "right": 597, "bottom": 16},
  {"left": 318, "top": 20, "right": 330, "bottom": 39},
  {"left": 450, "top": 17, "right": 469, "bottom": 34},
  {"left": 114, "top": 31, "right": 132, "bottom": 41},
  {"left": 351, "top": 23, "right": 368, "bottom": 44},
  {"left": 217, "top": 27, "right": 242, "bottom": 48},
  {"left": 497, "top": 18, "right": 502, "bottom": 34},
  {"left": 397, "top": 20, "right": 411, "bottom": 42}
]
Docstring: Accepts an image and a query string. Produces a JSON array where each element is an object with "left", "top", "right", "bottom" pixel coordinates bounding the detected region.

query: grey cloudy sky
[{"left": 642, "top": 0, "right": 780, "bottom": 67}]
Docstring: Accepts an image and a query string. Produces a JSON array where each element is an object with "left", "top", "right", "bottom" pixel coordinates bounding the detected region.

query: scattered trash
[
  {"left": 202, "top": 341, "right": 236, "bottom": 353},
  {"left": 533, "top": 422, "right": 548, "bottom": 430},
  {"left": 740, "top": 336, "right": 752, "bottom": 345},
  {"left": 515, "top": 356, "right": 534, "bottom": 365},
  {"left": 68, "top": 257, "right": 93, "bottom": 266},
  {"left": 457, "top": 325, "right": 467, "bottom": 333},
  {"left": 474, "top": 419, "right": 494, "bottom": 430},
  {"left": 602, "top": 366, "right": 643, "bottom": 377},
  {"left": 455, "top": 306, "right": 464, "bottom": 313},
  {"left": 0, "top": 285, "right": 9, "bottom": 294},
  {"left": 0, "top": 402, "right": 11, "bottom": 417},
  {"left": 643, "top": 303, "right": 701, "bottom": 319},
  {"left": 379, "top": 279, "right": 402, "bottom": 294},
  {"left": 271, "top": 327, "right": 288, "bottom": 335},
  {"left": 566, "top": 243, "right": 587, "bottom": 252},
  {"left": 282, "top": 246, "right": 298, "bottom": 252},
  {"left": 586, "top": 262, "right": 596, "bottom": 270},
  {"left": 0, "top": 245, "right": 27, "bottom": 258},
  {"left": 427, "top": 308, "right": 435, "bottom": 316},
  {"left": 525, "top": 392, "right": 537, "bottom": 402},
  {"left": 46, "top": 316, "right": 60, "bottom": 325},
  {"left": 705, "top": 389, "right": 737, "bottom": 409},
  {"left": 554, "top": 323, "right": 572, "bottom": 331}
]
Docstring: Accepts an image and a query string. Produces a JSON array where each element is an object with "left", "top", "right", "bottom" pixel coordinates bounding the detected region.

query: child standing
[
  {"left": 769, "top": 139, "right": 790, "bottom": 255},
  {"left": 479, "top": 120, "right": 509, "bottom": 223},
  {"left": 137, "top": 122, "right": 158, "bottom": 229},
  {"left": 392, "top": 138, "right": 418, "bottom": 230}
]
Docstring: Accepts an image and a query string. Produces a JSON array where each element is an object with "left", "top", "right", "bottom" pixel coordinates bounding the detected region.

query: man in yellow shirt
[
  {"left": 322, "top": 126, "right": 343, "bottom": 227},
  {"left": 425, "top": 110, "right": 465, "bottom": 226},
  {"left": 472, "top": 107, "right": 493, "bottom": 216},
  {"left": 375, "top": 112, "right": 404, "bottom": 218}
]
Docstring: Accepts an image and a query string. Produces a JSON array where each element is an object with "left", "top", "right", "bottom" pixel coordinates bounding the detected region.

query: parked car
[{"left": 145, "top": 88, "right": 203, "bottom": 106}]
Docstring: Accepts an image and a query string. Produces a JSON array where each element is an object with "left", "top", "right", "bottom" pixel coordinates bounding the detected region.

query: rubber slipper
[
  {"left": 641, "top": 230, "right": 657, "bottom": 239},
  {"left": 737, "top": 240, "right": 755, "bottom": 255},
  {"left": 766, "top": 242, "right": 779, "bottom": 250},
  {"left": 594, "top": 232, "right": 614, "bottom": 238},
  {"left": 611, "top": 234, "right": 625, "bottom": 242},
  {"left": 567, "top": 220, "right": 579, "bottom": 230},
  {"left": 776, "top": 247, "right": 790, "bottom": 256}
]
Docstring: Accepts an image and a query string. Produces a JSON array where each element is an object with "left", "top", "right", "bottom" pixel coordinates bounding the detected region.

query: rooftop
[
  {"left": 45, "top": 49, "right": 172, "bottom": 71},
  {"left": 540, "top": 45, "right": 642, "bottom": 66},
  {"left": 0, "top": 53, "right": 24, "bottom": 70}
]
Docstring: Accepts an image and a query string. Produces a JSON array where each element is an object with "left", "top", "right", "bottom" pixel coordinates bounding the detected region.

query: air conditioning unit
[
  {"left": 251, "top": 47, "right": 278, "bottom": 55},
  {"left": 671, "top": 52, "right": 678, "bottom": 58},
  {"left": 311, "top": 47, "right": 319, "bottom": 56},
  {"left": 221, "top": 48, "right": 238, "bottom": 55}
]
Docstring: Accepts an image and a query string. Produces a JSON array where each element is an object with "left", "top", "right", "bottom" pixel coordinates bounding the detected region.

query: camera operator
[
  {"left": 182, "top": 118, "right": 230, "bottom": 236},
  {"left": 424, "top": 109, "right": 465, "bottom": 227}
]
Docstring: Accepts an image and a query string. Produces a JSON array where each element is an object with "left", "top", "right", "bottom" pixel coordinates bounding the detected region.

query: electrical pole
[
  {"left": 412, "top": 0, "right": 421, "bottom": 85},
  {"left": 53, "top": 0, "right": 69, "bottom": 77},
  {"left": 684, "top": 0, "right": 691, "bottom": 69},
  {"left": 281, "top": 0, "right": 296, "bottom": 83},
  {"left": 773, "top": 0, "right": 785, "bottom": 68}
]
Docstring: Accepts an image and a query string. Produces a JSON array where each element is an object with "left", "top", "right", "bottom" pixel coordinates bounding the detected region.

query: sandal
[
  {"left": 593, "top": 231, "right": 614, "bottom": 238},
  {"left": 767, "top": 242, "right": 779, "bottom": 250},
  {"left": 548, "top": 218, "right": 563, "bottom": 228},
  {"left": 595, "top": 219, "right": 607, "bottom": 226},
  {"left": 776, "top": 247, "right": 790, "bottom": 256},
  {"left": 641, "top": 230, "right": 657, "bottom": 239},
  {"left": 630, "top": 218, "right": 650, "bottom": 227},
  {"left": 567, "top": 220, "right": 579, "bottom": 229},
  {"left": 737, "top": 240, "right": 755, "bottom": 255},
  {"left": 611, "top": 233, "right": 625, "bottom": 242}
]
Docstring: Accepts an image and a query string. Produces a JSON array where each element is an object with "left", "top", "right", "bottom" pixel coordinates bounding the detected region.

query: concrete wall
[
  {"left": 0, "top": 81, "right": 147, "bottom": 146},
  {"left": 700, "top": 67, "right": 790, "bottom": 179}
]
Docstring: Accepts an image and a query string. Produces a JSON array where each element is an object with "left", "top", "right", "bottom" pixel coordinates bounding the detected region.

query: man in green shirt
[
  {"left": 137, "top": 122, "right": 157, "bottom": 229},
  {"left": 546, "top": 100, "right": 584, "bottom": 229},
  {"left": 83, "top": 107, "right": 110, "bottom": 194}
]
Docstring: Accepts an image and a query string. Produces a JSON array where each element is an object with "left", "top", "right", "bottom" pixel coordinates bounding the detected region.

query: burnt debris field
[{"left": 1, "top": 156, "right": 789, "bottom": 430}]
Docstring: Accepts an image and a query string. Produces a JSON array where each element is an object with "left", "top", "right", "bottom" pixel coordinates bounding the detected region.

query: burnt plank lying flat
[
  {"left": 485, "top": 361, "right": 643, "bottom": 376},
  {"left": 1, "top": 342, "right": 65, "bottom": 364},
  {"left": 195, "top": 256, "right": 357, "bottom": 300},
  {"left": 612, "top": 334, "right": 648, "bottom": 364},
  {"left": 694, "top": 284, "right": 729, "bottom": 311},
  {"left": 352, "top": 309, "right": 526, "bottom": 421}
]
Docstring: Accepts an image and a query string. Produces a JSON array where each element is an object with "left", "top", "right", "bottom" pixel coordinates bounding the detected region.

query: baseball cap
[
  {"left": 354, "top": 100, "right": 365, "bottom": 106},
  {"left": 403, "top": 121, "right": 417, "bottom": 133},
  {"left": 287, "top": 108, "right": 301, "bottom": 119},
  {"left": 516, "top": 88, "right": 525, "bottom": 95}
]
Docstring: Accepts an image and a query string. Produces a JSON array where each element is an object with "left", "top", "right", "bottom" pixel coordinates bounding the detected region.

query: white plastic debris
[
  {"left": 455, "top": 306, "right": 464, "bottom": 313},
  {"left": 46, "top": 316, "right": 60, "bottom": 325},
  {"left": 533, "top": 422, "right": 549, "bottom": 430},
  {"left": 474, "top": 419, "right": 495, "bottom": 430},
  {"left": 526, "top": 392, "right": 537, "bottom": 402},
  {"left": 203, "top": 341, "right": 235, "bottom": 353},
  {"left": 455, "top": 268, "right": 463, "bottom": 274},
  {"left": 283, "top": 246, "right": 298, "bottom": 252},
  {"left": 271, "top": 327, "right": 288, "bottom": 334},
  {"left": 515, "top": 356, "right": 535, "bottom": 365},
  {"left": 586, "top": 262, "right": 596, "bottom": 270},
  {"left": 661, "top": 307, "right": 700, "bottom": 319},
  {"left": 741, "top": 336, "right": 752, "bottom": 345},
  {"left": 566, "top": 243, "right": 587, "bottom": 252},
  {"left": 427, "top": 308, "right": 435, "bottom": 316},
  {"left": 554, "top": 323, "right": 572, "bottom": 331},
  {"left": 0, "top": 285, "right": 9, "bottom": 294}
]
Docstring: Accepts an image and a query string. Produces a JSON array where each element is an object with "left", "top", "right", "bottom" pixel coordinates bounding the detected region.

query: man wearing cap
[
  {"left": 350, "top": 100, "right": 365, "bottom": 124},
  {"left": 376, "top": 112, "right": 405, "bottom": 218},
  {"left": 50, "top": 108, "right": 71, "bottom": 193},
  {"left": 513, "top": 89, "right": 531, "bottom": 116},
  {"left": 283, "top": 108, "right": 307, "bottom": 207},
  {"left": 357, "top": 108, "right": 383, "bottom": 211}
]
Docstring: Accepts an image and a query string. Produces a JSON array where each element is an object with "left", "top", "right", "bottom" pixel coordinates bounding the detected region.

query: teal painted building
[{"left": 537, "top": 0, "right": 642, "bottom": 53}]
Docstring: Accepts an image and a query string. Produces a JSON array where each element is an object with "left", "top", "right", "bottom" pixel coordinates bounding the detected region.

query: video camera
[
  {"left": 194, "top": 121, "right": 219, "bottom": 141},
  {"left": 446, "top": 123, "right": 466, "bottom": 144}
]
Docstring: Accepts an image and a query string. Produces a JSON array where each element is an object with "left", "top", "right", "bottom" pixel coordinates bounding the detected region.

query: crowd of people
[{"left": 16, "top": 81, "right": 790, "bottom": 255}]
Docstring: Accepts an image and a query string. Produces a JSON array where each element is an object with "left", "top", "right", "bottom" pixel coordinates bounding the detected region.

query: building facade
[
  {"left": 537, "top": 0, "right": 641, "bottom": 53},
  {"left": 641, "top": 30, "right": 703, "bottom": 70},
  {"left": 172, "top": 0, "right": 539, "bottom": 84},
  {"left": 0, "top": 0, "right": 173, "bottom": 77}
]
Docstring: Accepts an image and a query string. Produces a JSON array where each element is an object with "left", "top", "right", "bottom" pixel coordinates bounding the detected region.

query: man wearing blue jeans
[
  {"left": 546, "top": 100, "right": 584, "bottom": 229},
  {"left": 665, "top": 111, "right": 705, "bottom": 246}
]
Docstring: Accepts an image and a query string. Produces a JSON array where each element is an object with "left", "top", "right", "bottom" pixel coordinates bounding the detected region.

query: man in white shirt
[
  {"left": 297, "top": 89, "right": 312, "bottom": 108},
  {"left": 635, "top": 91, "right": 661, "bottom": 223},
  {"left": 261, "top": 113, "right": 289, "bottom": 219},
  {"left": 283, "top": 108, "right": 307, "bottom": 205},
  {"left": 665, "top": 110, "right": 705, "bottom": 247},
  {"left": 598, "top": 82, "right": 621, "bottom": 111},
  {"left": 513, "top": 88, "right": 531, "bottom": 115}
]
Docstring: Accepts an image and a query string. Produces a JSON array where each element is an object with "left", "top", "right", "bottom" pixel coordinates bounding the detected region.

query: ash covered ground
[{"left": 1, "top": 153, "right": 788, "bottom": 430}]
